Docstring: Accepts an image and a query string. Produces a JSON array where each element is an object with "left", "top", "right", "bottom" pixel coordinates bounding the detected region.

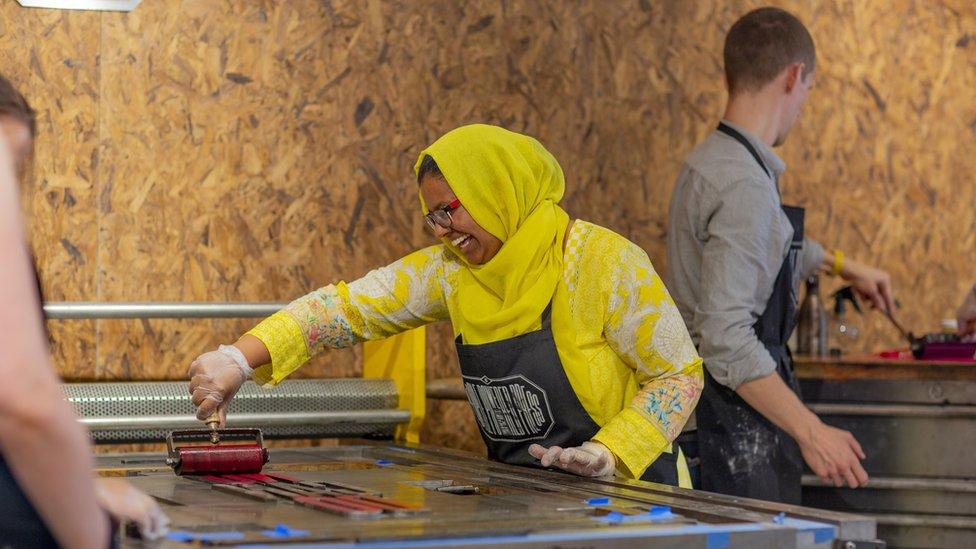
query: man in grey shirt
[{"left": 667, "top": 7, "right": 895, "bottom": 504}]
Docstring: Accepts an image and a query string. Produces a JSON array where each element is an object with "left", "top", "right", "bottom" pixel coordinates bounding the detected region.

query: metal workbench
[
  {"left": 48, "top": 304, "right": 883, "bottom": 547},
  {"left": 98, "top": 441, "right": 880, "bottom": 548},
  {"left": 796, "top": 356, "right": 976, "bottom": 549},
  {"left": 62, "top": 376, "right": 880, "bottom": 547}
]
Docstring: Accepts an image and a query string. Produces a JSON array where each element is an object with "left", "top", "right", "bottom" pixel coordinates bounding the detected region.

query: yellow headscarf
[{"left": 414, "top": 124, "right": 569, "bottom": 344}]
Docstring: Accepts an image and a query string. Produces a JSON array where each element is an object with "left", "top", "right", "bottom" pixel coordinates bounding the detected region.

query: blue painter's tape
[
  {"left": 375, "top": 459, "right": 394, "bottom": 466},
  {"left": 168, "top": 530, "right": 246, "bottom": 542},
  {"left": 262, "top": 524, "right": 309, "bottom": 538},
  {"left": 812, "top": 527, "right": 834, "bottom": 544},
  {"left": 649, "top": 505, "right": 672, "bottom": 517},
  {"left": 600, "top": 511, "right": 625, "bottom": 523},
  {"left": 585, "top": 497, "right": 610, "bottom": 506},
  {"left": 773, "top": 512, "right": 786, "bottom": 524},
  {"left": 595, "top": 507, "right": 676, "bottom": 524},
  {"left": 706, "top": 531, "right": 730, "bottom": 549}
]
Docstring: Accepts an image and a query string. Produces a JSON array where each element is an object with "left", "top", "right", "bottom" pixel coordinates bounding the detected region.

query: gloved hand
[
  {"left": 528, "top": 441, "right": 616, "bottom": 477},
  {"left": 957, "top": 284, "right": 976, "bottom": 341},
  {"left": 187, "top": 344, "right": 252, "bottom": 425},
  {"left": 94, "top": 478, "right": 169, "bottom": 540}
]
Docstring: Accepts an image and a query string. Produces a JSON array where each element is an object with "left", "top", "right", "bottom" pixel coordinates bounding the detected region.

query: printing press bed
[
  {"left": 95, "top": 441, "right": 885, "bottom": 548},
  {"left": 71, "top": 379, "right": 883, "bottom": 548}
]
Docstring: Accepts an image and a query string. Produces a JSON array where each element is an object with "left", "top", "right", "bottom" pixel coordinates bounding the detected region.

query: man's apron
[{"left": 696, "top": 122, "right": 806, "bottom": 503}]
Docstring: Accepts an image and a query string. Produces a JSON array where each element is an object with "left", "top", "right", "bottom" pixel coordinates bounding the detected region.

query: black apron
[
  {"left": 456, "top": 302, "right": 680, "bottom": 485},
  {"left": 0, "top": 455, "right": 59, "bottom": 548},
  {"left": 696, "top": 122, "right": 806, "bottom": 504}
]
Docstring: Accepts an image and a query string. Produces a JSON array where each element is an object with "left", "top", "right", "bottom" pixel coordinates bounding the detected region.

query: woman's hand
[
  {"left": 94, "top": 478, "right": 169, "bottom": 540},
  {"left": 187, "top": 345, "right": 250, "bottom": 425},
  {"left": 528, "top": 441, "right": 616, "bottom": 477}
]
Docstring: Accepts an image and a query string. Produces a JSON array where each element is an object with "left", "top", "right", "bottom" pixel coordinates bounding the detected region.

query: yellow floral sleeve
[
  {"left": 248, "top": 245, "right": 457, "bottom": 385},
  {"left": 589, "top": 236, "right": 703, "bottom": 478}
]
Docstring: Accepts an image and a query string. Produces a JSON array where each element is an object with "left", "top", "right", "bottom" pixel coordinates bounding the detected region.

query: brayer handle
[
  {"left": 204, "top": 411, "right": 220, "bottom": 429},
  {"left": 204, "top": 411, "right": 221, "bottom": 443}
]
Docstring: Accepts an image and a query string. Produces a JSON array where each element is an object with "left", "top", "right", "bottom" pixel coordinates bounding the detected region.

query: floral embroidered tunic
[{"left": 248, "top": 220, "right": 703, "bottom": 479}]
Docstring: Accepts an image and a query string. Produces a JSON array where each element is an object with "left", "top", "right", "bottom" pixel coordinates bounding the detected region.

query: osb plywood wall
[{"left": 2, "top": 0, "right": 974, "bottom": 452}]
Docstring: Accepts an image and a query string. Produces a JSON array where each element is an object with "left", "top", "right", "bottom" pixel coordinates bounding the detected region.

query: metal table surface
[
  {"left": 796, "top": 356, "right": 976, "bottom": 548},
  {"left": 98, "top": 441, "right": 879, "bottom": 548}
]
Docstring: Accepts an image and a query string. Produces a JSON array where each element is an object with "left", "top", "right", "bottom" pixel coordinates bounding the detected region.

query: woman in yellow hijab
[{"left": 188, "top": 124, "right": 703, "bottom": 485}]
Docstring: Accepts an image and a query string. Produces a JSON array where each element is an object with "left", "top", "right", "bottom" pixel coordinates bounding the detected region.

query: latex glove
[
  {"left": 528, "top": 441, "right": 616, "bottom": 477},
  {"left": 187, "top": 344, "right": 252, "bottom": 425},
  {"left": 94, "top": 478, "right": 169, "bottom": 540},
  {"left": 956, "top": 285, "right": 976, "bottom": 340},
  {"left": 840, "top": 259, "right": 895, "bottom": 313},
  {"left": 798, "top": 421, "right": 869, "bottom": 489}
]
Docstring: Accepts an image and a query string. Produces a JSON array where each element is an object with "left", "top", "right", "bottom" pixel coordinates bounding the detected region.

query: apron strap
[
  {"left": 540, "top": 301, "right": 554, "bottom": 331},
  {"left": 716, "top": 122, "right": 772, "bottom": 180}
]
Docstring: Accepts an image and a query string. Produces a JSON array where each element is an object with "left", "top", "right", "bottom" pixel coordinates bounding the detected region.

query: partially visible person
[
  {"left": 0, "top": 74, "right": 167, "bottom": 546},
  {"left": 957, "top": 283, "right": 976, "bottom": 341},
  {"left": 667, "top": 7, "right": 894, "bottom": 504}
]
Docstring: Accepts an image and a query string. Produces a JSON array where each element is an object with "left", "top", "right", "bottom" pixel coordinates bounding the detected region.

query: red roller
[
  {"left": 172, "top": 444, "right": 268, "bottom": 476},
  {"left": 166, "top": 428, "right": 269, "bottom": 476}
]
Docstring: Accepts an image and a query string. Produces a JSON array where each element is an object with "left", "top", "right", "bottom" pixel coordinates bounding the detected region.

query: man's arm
[
  {"left": 698, "top": 179, "right": 868, "bottom": 489},
  {"left": 736, "top": 374, "right": 868, "bottom": 487},
  {"left": 696, "top": 179, "right": 784, "bottom": 389},
  {"left": 804, "top": 237, "right": 895, "bottom": 312},
  {"left": 826, "top": 253, "right": 895, "bottom": 313}
]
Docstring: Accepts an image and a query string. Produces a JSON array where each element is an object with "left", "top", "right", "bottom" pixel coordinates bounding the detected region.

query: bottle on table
[
  {"left": 796, "top": 275, "right": 827, "bottom": 356},
  {"left": 828, "top": 285, "right": 861, "bottom": 356}
]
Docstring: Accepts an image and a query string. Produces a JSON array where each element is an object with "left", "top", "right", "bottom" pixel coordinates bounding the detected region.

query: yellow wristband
[{"left": 829, "top": 249, "right": 844, "bottom": 277}]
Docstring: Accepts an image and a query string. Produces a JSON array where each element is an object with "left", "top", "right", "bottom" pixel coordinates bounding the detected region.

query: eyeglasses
[{"left": 424, "top": 198, "right": 461, "bottom": 231}]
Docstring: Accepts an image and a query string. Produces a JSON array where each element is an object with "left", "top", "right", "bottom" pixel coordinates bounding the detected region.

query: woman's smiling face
[{"left": 420, "top": 174, "right": 502, "bottom": 265}]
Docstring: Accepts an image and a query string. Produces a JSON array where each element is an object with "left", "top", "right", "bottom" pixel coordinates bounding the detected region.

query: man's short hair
[
  {"left": 0, "top": 73, "right": 35, "bottom": 137},
  {"left": 724, "top": 7, "right": 816, "bottom": 94}
]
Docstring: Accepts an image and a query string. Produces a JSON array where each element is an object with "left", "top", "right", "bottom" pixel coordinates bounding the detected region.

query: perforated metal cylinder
[{"left": 64, "top": 379, "right": 401, "bottom": 443}]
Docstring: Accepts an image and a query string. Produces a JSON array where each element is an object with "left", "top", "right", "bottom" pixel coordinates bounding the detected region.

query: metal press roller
[{"left": 165, "top": 411, "right": 270, "bottom": 476}]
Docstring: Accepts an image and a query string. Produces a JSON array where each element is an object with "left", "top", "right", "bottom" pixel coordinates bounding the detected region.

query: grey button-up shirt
[{"left": 666, "top": 120, "right": 825, "bottom": 391}]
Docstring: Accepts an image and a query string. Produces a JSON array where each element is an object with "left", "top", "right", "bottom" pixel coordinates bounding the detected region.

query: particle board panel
[{"left": 0, "top": 1, "right": 971, "bottom": 454}]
